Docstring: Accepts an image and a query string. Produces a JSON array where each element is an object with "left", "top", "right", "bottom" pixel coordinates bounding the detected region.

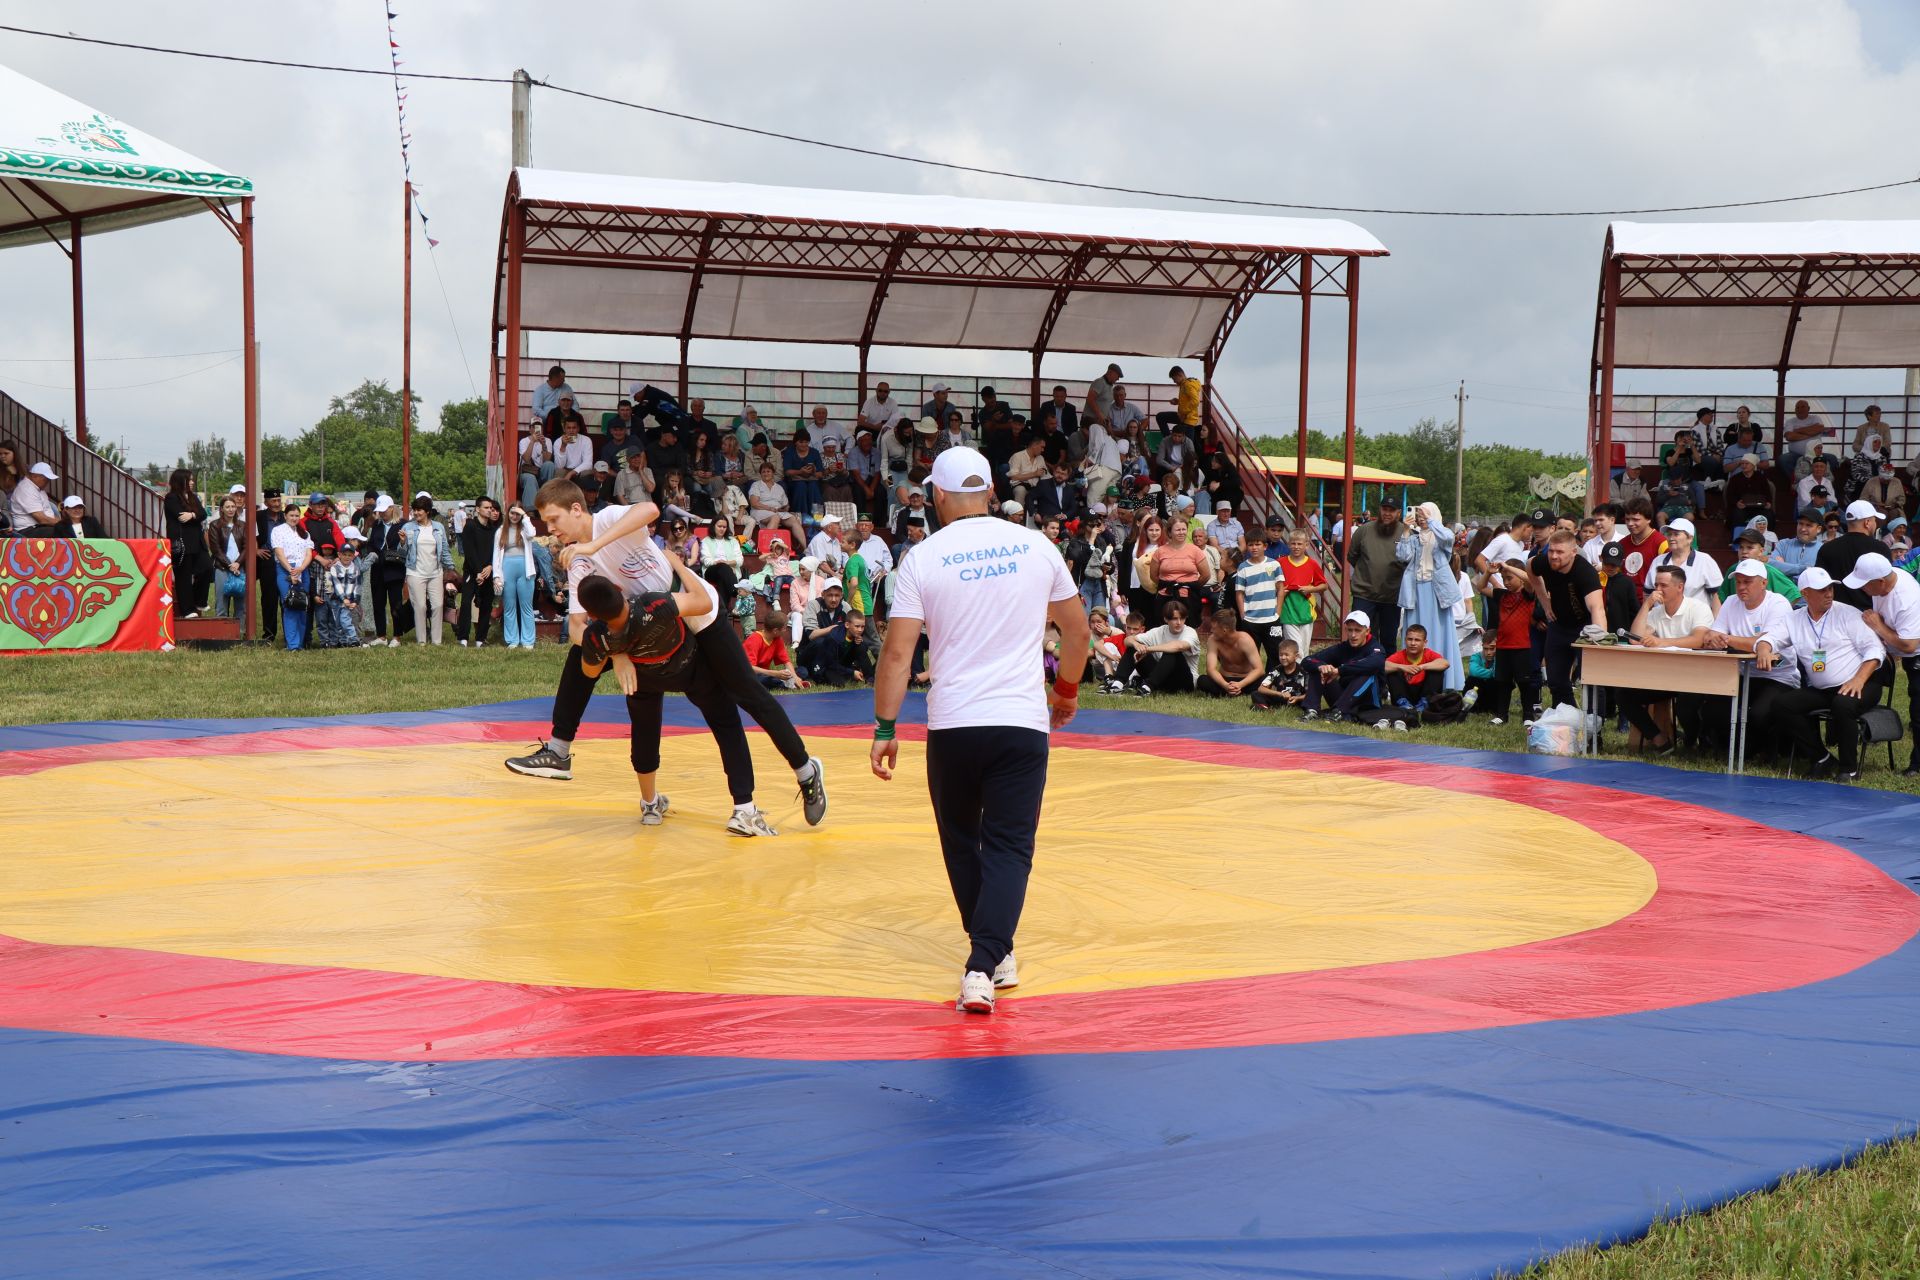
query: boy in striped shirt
[{"left": 1234, "top": 527, "right": 1284, "bottom": 670}]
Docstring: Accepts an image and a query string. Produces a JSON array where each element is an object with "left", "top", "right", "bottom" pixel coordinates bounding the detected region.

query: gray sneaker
[
  {"left": 505, "top": 743, "right": 572, "bottom": 780},
  {"left": 726, "top": 806, "right": 780, "bottom": 838},
  {"left": 641, "top": 794, "right": 670, "bottom": 826},
  {"left": 796, "top": 756, "right": 828, "bottom": 826}
]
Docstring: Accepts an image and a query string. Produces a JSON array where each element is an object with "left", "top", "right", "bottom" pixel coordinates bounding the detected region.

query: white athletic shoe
[
  {"left": 1391, "top": 719, "right": 1409, "bottom": 733},
  {"left": 640, "top": 794, "right": 670, "bottom": 826},
  {"left": 726, "top": 806, "right": 779, "bottom": 838},
  {"left": 992, "top": 952, "right": 1019, "bottom": 989},
  {"left": 957, "top": 970, "right": 995, "bottom": 1014}
]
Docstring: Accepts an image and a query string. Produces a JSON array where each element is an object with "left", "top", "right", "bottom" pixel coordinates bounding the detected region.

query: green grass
[{"left": 2, "top": 641, "right": 1916, "bottom": 1277}]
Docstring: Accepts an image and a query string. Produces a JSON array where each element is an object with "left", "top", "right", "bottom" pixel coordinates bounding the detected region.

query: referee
[{"left": 871, "top": 446, "right": 1090, "bottom": 1014}]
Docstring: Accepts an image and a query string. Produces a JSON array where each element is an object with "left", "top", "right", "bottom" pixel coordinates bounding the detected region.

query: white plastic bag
[{"left": 1526, "top": 703, "right": 1590, "bottom": 756}]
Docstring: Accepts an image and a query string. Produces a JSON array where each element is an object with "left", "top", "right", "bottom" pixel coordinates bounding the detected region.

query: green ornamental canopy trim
[{"left": 0, "top": 146, "right": 251, "bottom": 196}]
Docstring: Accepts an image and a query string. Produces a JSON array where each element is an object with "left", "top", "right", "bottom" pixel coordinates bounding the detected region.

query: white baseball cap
[
  {"left": 819, "top": 513, "right": 842, "bottom": 526},
  {"left": 341, "top": 526, "right": 366, "bottom": 542},
  {"left": 1843, "top": 552, "right": 1895, "bottom": 589},
  {"left": 928, "top": 381, "right": 950, "bottom": 394},
  {"left": 1845, "top": 499, "right": 1880, "bottom": 522},
  {"left": 1666, "top": 517, "right": 1696, "bottom": 536},
  {"left": 1088, "top": 502, "right": 1109, "bottom": 516},
  {"left": 228, "top": 483, "right": 247, "bottom": 494},
  {"left": 1732, "top": 558, "right": 1769, "bottom": 578},
  {"left": 929, "top": 445, "right": 994, "bottom": 494},
  {"left": 818, "top": 577, "right": 844, "bottom": 593},
  {"left": 60, "top": 494, "right": 83, "bottom": 509},
  {"left": 1798, "top": 566, "right": 1835, "bottom": 591},
  {"left": 28, "top": 462, "right": 57, "bottom": 480},
  {"left": 414, "top": 490, "right": 432, "bottom": 501},
  {"left": 1343, "top": 609, "right": 1371, "bottom": 627},
  {"left": 374, "top": 495, "right": 394, "bottom": 515}
]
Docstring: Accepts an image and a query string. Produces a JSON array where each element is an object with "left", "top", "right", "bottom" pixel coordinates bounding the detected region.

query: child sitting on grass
[
  {"left": 745, "top": 608, "right": 804, "bottom": 689},
  {"left": 1383, "top": 622, "right": 1449, "bottom": 710},
  {"left": 1251, "top": 638, "right": 1308, "bottom": 711}
]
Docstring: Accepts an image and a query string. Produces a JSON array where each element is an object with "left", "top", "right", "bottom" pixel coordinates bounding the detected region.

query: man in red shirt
[
  {"left": 1616, "top": 497, "right": 1668, "bottom": 598},
  {"left": 1383, "top": 622, "right": 1450, "bottom": 709}
]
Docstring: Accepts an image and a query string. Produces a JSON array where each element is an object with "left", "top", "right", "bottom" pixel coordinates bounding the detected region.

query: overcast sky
[{"left": 2, "top": 0, "right": 1918, "bottom": 467}]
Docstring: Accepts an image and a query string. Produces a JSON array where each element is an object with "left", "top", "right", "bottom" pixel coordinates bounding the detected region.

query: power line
[
  {"left": 4, "top": 21, "right": 1916, "bottom": 219},
  {"left": 0, "top": 347, "right": 241, "bottom": 363},
  {"left": 0, "top": 352, "right": 241, "bottom": 391}
]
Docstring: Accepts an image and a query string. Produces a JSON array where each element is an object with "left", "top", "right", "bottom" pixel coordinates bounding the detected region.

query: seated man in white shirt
[
  {"left": 1850, "top": 551, "right": 1920, "bottom": 777},
  {"left": 806, "top": 512, "right": 848, "bottom": 570},
  {"left": 1700, "top": 558, "right": 1799, "bottom": 756},
  {"left": 805, "top": 405, "right": 850, "bottom": 457},
  {"left": 1622, "top": 563, "right": 1716, "bottom": 751},
  {"left": 1006, "top": 434, "right": 1049, "bottom": 508},
  {"left": 1774, "top": 566, "right": 1884, "bottom": 779},
  {"left": 10, "top": 461, "right": 61, "bottom": 533}
]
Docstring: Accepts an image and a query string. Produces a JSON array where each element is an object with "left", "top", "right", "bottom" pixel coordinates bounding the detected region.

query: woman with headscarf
[
  {"left": 1394, "top": 501, "right": 1464, "bottom": 691},
  {"left": 1847, "top": 434, "right": 1887, "bottom": 505},
  {"left": 1860, "top": 456, "right": 1908, "bottom": 519}
]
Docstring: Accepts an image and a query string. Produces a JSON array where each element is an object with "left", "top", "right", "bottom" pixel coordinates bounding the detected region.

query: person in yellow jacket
[{"left": 1158, "top": 365, "right": 1204, "bottom": 443}]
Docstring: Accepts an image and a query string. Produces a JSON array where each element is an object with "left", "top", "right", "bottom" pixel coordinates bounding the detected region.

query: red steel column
[
  {"left": 1595, "top": 256, "right": 1619, "bottom": 505},
  {"left": 240, "top": 198, "right": 260, "bottom": 640},
  {"left": 401, "top": 182, "right": 414, "bottom": 501},
  {"left": 502, "top": 200, "right": 525, "bottom": 498},
  {"left": 1295, "top": 253, "right": 1313, "bottom": 518},
  {"left": 70, "top": 217, "right": 87, "bottom": 446}
]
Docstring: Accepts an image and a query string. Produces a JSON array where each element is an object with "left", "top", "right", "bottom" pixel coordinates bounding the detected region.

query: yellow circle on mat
[{"left": 1, "top": 737, "right": 1654, "bottom": 1002}]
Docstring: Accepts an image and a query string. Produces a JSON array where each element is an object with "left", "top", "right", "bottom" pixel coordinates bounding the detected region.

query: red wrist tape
[{"left": 1053, "top": 677, "right": 1080, "bottom": 699}]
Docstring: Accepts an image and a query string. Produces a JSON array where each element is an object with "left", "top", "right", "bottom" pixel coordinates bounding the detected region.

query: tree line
[
  {"left": 141, "top": 380, "right": 487, "bottom": 501},
  {"left": 1250, "top": 417, "right": 1587, "bottom": 521}
]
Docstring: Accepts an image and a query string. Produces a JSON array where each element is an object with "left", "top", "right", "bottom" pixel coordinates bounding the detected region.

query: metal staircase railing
[
  {"left": 0, "top": 389, "right": 163, "bottom": 538},
  {"left": 1210, "top": 391, "right": 1346, "bottom": 616}
]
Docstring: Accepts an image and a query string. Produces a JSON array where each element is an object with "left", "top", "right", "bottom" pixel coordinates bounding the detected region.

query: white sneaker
[
  {"left": 641, "top": 794, "right": 670, "bottom": 826},
  {"left": 725, "top": 806, "right": 779, "bottom": 838},
  {"left": 956, "top": 970, "right": 995, "bottom": 1014},
  {"left": 991, "top": 952, "right": 1019, "bottom": 989},
  {"left": 1391, "top": 719, "right": 1409, "bottom": 732},
  {"left": 1489, "top": 716, "right": 1505, "bottom": 726}
]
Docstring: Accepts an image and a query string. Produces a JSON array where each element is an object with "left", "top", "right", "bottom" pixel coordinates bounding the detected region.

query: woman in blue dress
[{"left": 1395, "top": 501, "right": 1464, "bottom": 692}]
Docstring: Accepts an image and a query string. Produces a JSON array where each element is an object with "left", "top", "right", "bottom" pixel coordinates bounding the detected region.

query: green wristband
[{"left": 873, "top": 718, "right": 897, "bottom": 741}]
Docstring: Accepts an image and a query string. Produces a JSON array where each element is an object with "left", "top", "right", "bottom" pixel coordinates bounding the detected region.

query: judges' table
[
  {"left": 0, "top": 537, "right": 175, "bottom": 652},
  {"left": 1576, "top": 643, "right": 1756, "bottom": 774}
]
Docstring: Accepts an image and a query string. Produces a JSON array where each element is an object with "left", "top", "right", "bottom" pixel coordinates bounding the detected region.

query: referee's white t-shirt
[
  {"left": 891, "top": 514, "right": 1077, "bottom": 734},
  {"left": 567, "top": 504, "right": 716, "bottom": 633}
]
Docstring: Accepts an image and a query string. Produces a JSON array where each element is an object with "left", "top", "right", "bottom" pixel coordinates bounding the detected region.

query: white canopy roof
[
  {"left": 0, "top": 65, "right": 252, "bottom": 252},
  {"left": 1598, "top": 219, "right": 1920, "bottom": 370},
  {"left": 497, "top": 168, "right": 1384, "bottom": 359}
]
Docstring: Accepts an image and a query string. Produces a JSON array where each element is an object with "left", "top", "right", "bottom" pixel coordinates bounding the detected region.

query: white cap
[
  {"left": 1732, "top": 558, "right": 1769, "bottom": 578},
  {"left": 1844, "top": 552, "right": 1895, "bottom": 589},
  {"left": 593, "top": 460, "right": 610, "bottom": 472},
  {"left": 342, "top": 526, "right": 366, "bottom": 542},
  {"left": 228, "top": 483, "right": 247, "bottom": 494},
  {"left": 1001, "top": 500, "right": 1024, "bottom": 515},
  {"left": 1845, "top": 499, "right": 1880, "bottom": 522},
  {"left": 1343, "top": 609, "right": 1371, "bottom": 627},
  {"left": 928, "top": 381, "right": 950, "bottom": 394},
  {"left": 1214, "top": 501, "right": 1232, "bottom": 512},
  {"left": 414, "top": 490, "right": 432, "bottom": 501},
  {"left": 28, "top": 461, "right": 57, "bottom": 480},
  {"left": 819, "top": 513, "right": 842, "bottom": 526},
  {"left": 1088, "top": 502, "right": 1109, "bottom": 515},
  {"left": 818, "top": 577, "right": 844, "bottom": 593},
  {"left": 60, "top": 494, "right": 83, "bottom": 508},
  {"left": 1666, "top": 517, "right": 1696, "bottom": 536},
  {"left": 929, "top": 445, "right": 994, "bottom": 494},
  {"left": 374, "top": 495, "right": 394, "bottom": 515},
  {"left": 1798, "top": 566, "right": 1835, "bottom": 591}
]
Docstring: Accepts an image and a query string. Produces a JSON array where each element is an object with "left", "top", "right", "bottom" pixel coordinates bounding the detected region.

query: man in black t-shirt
[
  {"left": 1815, "top": 500, "right": 1886, "bottom": 610},
  {"left": 575, "top": 570, "right": 766, "bottom": 831},
  {"left": 1530, "top": 529, "right": 1605, "bottom": 708}
]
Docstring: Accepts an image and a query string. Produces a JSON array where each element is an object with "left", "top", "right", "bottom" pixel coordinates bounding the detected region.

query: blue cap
[{"left": 308, "top": 492, "right": 327, "bottom": 505}]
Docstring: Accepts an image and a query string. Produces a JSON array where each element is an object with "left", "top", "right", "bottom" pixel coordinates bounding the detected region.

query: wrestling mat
[{"left": 2, "top": 691, "right": 1917, "bottom": 1278}]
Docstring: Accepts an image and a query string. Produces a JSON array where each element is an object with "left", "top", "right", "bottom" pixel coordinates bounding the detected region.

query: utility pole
[
  {"left": 401, "top": 180, "right": 413, "bottom": 500},
  {"left": 1454, "top": 379, "right": 1467, "bottom": 519}
]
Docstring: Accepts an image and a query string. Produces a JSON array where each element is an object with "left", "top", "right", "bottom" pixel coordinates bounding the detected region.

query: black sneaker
[
  {"left": 505, "top": 742, "right": 572, "bottom": 780},
  {"left": 1904, "top": 756, "right": 1920, "bottom": 778},
  {"left": 796, "top": 756, "right": 827, "bottom": 826}
]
